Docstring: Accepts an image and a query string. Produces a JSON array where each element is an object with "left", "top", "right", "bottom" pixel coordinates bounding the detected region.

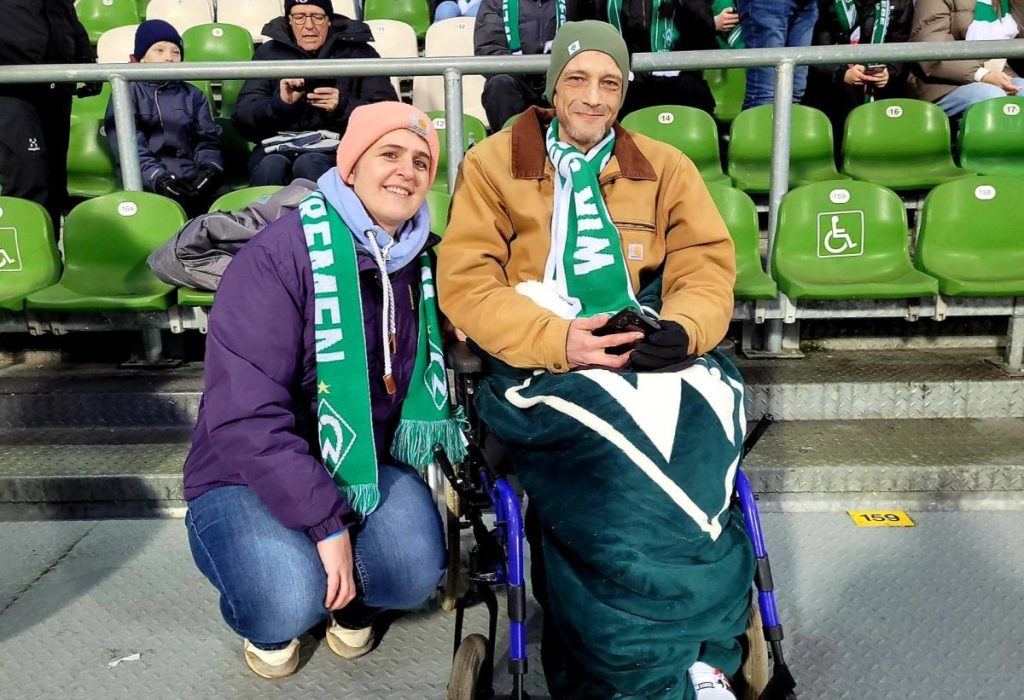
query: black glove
[
  {"left": 630, "top": 320, "right": 693, "bottom": 371},
  {"left": 190, "top": 163, "right": 223, "bottom": 196},
  {"left": 153, "top": 172, "right": 197, "bottom": 200},
  {"left": 76, "top": 82, "right": 103, "bottom": 99}
]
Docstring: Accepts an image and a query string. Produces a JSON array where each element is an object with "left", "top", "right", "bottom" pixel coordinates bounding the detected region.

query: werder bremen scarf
[
  {"left": 544, "top": 118, "right": 638, "bottom": 317},
  {"left": 299, "top": 192, "right": 465, "bottom": 516},
  {"left": 503, "top": 0, "right": 566, "bottom": 55},
  {"left": 608, "top": 0, "right": 680, "bottom": 52},
  {"left": 834, "top": 0, "right": 892, "bottom": 44},
  {"left": 967, "top": 0, "right": 1018, "bottom": 41}
]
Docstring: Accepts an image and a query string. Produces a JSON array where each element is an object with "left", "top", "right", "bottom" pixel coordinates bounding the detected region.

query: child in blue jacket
[{"left": 105, "top": 20, "right": 225, "bottom": 216}]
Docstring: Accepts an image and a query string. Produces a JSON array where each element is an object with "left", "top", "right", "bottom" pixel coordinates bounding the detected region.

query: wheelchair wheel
[
  {"left": 440, "top": 480, "right": 462, "bottom": 612},
  {"left": 736, "top": 598, "right": 771, "bottom": 700},
  {"left": 447, "top": 633, "right": 488, "bottom": 700}
]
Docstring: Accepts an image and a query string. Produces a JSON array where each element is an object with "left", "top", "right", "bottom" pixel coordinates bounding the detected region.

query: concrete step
[{"left": 0, "top": 419, "right": 1021, "bottom": 515}]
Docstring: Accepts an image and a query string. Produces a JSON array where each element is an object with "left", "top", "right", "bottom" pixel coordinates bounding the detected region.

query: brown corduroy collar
[{"left": 510, "top": 106, "right": 657, "bottom": 181}]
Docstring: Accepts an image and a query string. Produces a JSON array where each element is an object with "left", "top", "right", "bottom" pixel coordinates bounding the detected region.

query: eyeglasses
[{"left": 288, "top": 12, "right": 328, "bottom": 25}]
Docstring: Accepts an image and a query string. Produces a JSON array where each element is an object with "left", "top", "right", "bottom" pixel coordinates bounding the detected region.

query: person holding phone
[{"left": 233, "top": 0, "right": 398, "bottom": 186}]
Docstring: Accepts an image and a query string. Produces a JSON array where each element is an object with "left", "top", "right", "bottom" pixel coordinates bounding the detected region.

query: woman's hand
[
  {"left": 715, "top": 8, "right": 740, "bottom": 33},
  {"left": 308, "top": 87, "right": 341, "bottom": 112},
  {"left": 981, "top": 70, "right": 1021, "bottom": 94},
  {"left": 844, "top": 64, "right": 868, "bottom": 86},
  {"left": 317, "top": 530, "right": 357, "bottom": 611}
]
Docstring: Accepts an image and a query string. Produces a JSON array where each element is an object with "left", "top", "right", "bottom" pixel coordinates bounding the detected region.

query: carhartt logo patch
[
  {"left": 568, "top": 40, "right": 581, "bottom": 56},
  {"left": 410, "top": 116, "right": 429, "bottom": 138},
  {"left": 628, "top": 243, "right": 644, "bottom": 260}
]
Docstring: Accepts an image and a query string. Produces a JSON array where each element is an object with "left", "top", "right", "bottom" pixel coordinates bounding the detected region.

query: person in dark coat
[
  {"left": 570, "top": 0, "right": 719, "bottom": 116},
  {"left": 184, "top": 102, "right": 451, "bottom": 679},
  {"left": 105, "top": 20, "right": 225, "bottom": 217},
  {"left": 0, "top": 0, "right": 96, "bottom": 228},
  {"left": 475, "top": 0, "right": 562, "bottom": 131},
  {"left": 232, "top": 0, "right": 399, "bottom": 186}
]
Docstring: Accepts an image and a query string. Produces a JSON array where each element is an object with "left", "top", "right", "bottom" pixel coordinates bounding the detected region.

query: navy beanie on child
[
  {"left": 285, "top": 0, "right": 335, "bottom": 15},
  {"left": 132, "top": 19, "right": 183, "bottom": 61}
]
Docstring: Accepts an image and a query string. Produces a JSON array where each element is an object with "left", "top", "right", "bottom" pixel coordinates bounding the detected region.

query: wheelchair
[{"left": 430, "top": 343, "right": 798, "bottom": 700}]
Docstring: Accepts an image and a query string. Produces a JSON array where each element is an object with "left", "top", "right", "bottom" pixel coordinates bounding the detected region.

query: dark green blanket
[{"left": 476, "top": 351, "right": 755, "bottom": 699}]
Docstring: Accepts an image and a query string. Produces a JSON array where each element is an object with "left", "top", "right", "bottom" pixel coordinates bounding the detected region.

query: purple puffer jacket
[{"left": 183, "top": 208, "right": 432, "bottom": 542}]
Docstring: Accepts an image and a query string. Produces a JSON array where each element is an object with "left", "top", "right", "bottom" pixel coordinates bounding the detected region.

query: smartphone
[
  {"left": 593, "top": 308, "right": 661, "bottom": 355},
  {"left": 864, "top": 63, "right": 886, "bottom": 74},
  {"left": 301, "top": 78, "right": 335, "bottom": 92}
]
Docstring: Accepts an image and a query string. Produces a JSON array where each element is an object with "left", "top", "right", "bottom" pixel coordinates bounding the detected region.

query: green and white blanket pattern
[{"left": 477, "top": 351, "right": 755, "bottom": 699}]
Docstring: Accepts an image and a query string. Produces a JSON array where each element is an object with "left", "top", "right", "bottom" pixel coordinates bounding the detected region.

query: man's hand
[
  {"left": 715, "top": 8, "right": 740, "bottom": 32},
  {"left": 981, "top": 70, "right": 1021, "bottom": 94},
  {"left": 280, "top": 78, "right": 306, "bottom": 104},
  {"left": 307, "top": 87, "right": 341, "bottom": 112},
  {"left": 566, "top": 315, "right": 643, "bottom": 370},
  {"left": 317, "top": 530, "right": 356, "bottom": 611}
]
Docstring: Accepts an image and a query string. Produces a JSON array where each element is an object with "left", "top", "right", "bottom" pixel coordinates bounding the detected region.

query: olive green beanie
[{"left": 544, "top": 20, "right": 630, "bottom": 102}]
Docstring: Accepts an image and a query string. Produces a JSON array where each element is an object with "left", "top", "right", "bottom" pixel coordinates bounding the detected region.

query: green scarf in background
[
  {"left": 503, "top": 0, "right": 566, "bottom": 54},
  {"left": 712, "top": 0, "right": 745, "bottom": 49},
  {"left": 607, "top": 0, "right": 680, "bottom": 52}
]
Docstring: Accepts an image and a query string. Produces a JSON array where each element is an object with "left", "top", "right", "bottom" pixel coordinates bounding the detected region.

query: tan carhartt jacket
[{"left": 436, "top": 107, "right": 735, "bottom": 373}]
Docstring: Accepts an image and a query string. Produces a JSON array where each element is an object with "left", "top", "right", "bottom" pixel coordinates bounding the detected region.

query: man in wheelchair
[{"left": 437, "top": 21, "right": 755, "bottom": 700}]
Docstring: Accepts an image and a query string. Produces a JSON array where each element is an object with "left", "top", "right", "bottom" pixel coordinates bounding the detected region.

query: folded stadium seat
[
  {"left": 621, "top": 105, "right": 730, "bottom": 185},
  {"left": 704, "top": 68, "right": 745, "bottom": 124},
  {"left": 96, "top": 25, "right": 140, "bottom": 64},
  {"left": 363, "top": 0, "right": 430, "bottom": 40},
  {"left": 66, "top": 117, "right": 121, "bottom": 199},
  {"left": 957, "top": 97, "right": 1024, "bottom": 178},
  {"left": 215, "top": 0, "right": 281, "bottom": 42},
  {"left": 729, "top": 104, "right": 850, "bottom": 193},
  {"left": 0, "top": 198, "right": 61, "bottom": 312},
  {"left": 915, "top": 176, "right": 1024, "bottom": 296},
  {"left": 425, "top": 110, "right": 488, "bottom": 192},
  {"left": 26, "top": 192, "right": 186, "bottom": 311},
  {"left": 367, "top": 19, "right": 419, "bottom": 97},
  {"left": 426, "top": 188, "right": 451, "bottom": 236},
  {"left": 182, "top": 23, "right": 255, "bottom": 117},
  {"left": 146, "top": 0, "right": 214, "bottom": 33},
  {"left": 412, "top": 17, "right": 487, "bottom": 124},
  {"left": 704, "top": 184, "right": 777, "bottom": 300},
  {"left": 71, "top": 83, "right": 112, "bottom": 120},
  {"left": 841, "top": 99, "right": 971, "bottom": 190},
  {"left": 75, "top": 0, "right": 140, "bottom": 44},
  {"left": 771, "top": 180, "right": 938, "bottom": 300}
]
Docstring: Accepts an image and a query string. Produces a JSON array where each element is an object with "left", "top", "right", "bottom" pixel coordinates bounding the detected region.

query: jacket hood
[{"left": 260, "top": 14, "right": 375, "bottom": 54}]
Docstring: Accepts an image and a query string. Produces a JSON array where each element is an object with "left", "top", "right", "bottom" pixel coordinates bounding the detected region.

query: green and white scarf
[
  {"left": 607, "top": 0, "right": 680, "bottom": 53},
  {"left": 543, "top": 119, "right": 638, "bottom": 318},
  {"left": 503, "top": 0, "right": 566, "bottom": 55},
  {"left": 299, "top": 192, "right": 466, "bottom": 516},
  {"left": 967, "top": 0, "right": 1017, "bottom": 41},
  {"left": 834, "top": 0, "right": 891, "bottom": 44},
  {"left": 712, "top": 0, "right": 745, "bottom": 49}
]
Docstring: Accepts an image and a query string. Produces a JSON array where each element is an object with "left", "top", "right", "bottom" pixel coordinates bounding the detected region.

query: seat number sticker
[{"left": 848, "top": 510, "right": 915, "bottom": 527}]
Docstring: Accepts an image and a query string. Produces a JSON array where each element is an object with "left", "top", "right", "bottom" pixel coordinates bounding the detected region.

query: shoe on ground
[
  {"left": 326, "top": 618, "right": 374, "bottom": 659},
  {"left": 243, "top": 638, "right": 300, "bottom": 679},
  {"left": 689, "top": 661, "right": 736, "bottom": 699}
]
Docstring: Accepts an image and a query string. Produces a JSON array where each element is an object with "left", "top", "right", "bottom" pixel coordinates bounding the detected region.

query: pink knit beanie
[{"left": 336, "top": 102, "right": 441, "bottom": 186}]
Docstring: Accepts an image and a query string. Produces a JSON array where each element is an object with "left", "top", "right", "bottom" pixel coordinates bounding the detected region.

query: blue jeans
[
  {"left": 185, "top": 463, "right": 446, "bottom": 648},
  {"left": 434, "top": 0, "right": 480, "bottom": 21},
  {"left": 737, "top": 0, "right": 819, "bottom": 108},
  {"left": 247, "top": 146, "right": 335, "bottom": 186},
  {"left": 934, "top": 78, "right": 1024, "bottom": 118}
]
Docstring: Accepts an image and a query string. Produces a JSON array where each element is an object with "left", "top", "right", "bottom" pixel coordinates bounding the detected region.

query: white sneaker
[
  {"left": 688, "top": 661, "right": 736, "bottom": 699},
  {"left": 325, "top": 618, "right": 374, "bottom": 659},
  {"left": 243, "top": 638, "right": 300, "bottom": 679}
]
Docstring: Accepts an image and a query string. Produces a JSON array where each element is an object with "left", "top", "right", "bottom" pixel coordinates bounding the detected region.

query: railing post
[
  {"left": 109, "top": 76, "right": 143, "bottom": 192},
  {"left": 443, "top": 67, "right": 465, "bottom": 196},
  {"left": 764, "top": 59, "right": 796, "bottom": 354}
]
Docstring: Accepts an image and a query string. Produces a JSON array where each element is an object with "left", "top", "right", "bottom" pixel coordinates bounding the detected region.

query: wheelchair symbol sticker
[
  {"left": 658, "top": 112, "right": 674, "bottom": 125},
  {"left": 0, "top": 228, "right": 23, "bottom": 272},
  {"left": 829, "top": 188, "right": 850, "bottom": 204},
  {"left": 432, "top": 117, "right": 446, "bottom": 130},
  {"left": 1004, "top": 103, "right": 1021, "bottom": 117},
  {"left": 817, "top": 211, "right": 864, "bottom": 258},
  {"left": 975, "top": 185, "right": 996, "bottom": 200},
  {"left": 885, "top": 106, "right": 903, "bottom": 118},
  {"left": 117, "top": 202, "right": 137, "bottom": 217}
]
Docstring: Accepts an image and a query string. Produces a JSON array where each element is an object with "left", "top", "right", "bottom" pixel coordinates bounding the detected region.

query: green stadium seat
[
  {"left": 728, "top": 104, "right": 849, "bottom": 193},
  {"left": 704, "top": 68, "right": 745, "bottom": 124},
  {"left": 208, "top": 186, "right": 282, "bottom": 213},
  {"left": 67, "top": 117, "right": 120, "bottom": 198},
  {"left": 426, "top": 188, "right": 451, "bottom": 236},
  {"left": 771, "top": 180, "right": 938, "bottom": 300},
  {"left": 705, "top": 184, "right": 777, "bottom": 300},
  {"left": 842, "top": 99, "right": 971, "bottom": 190},
  {"left": 915, "top": 176, "right": 1024, "bottom": 296},
  {"left": 957, "top": 97, "right": 1024, "bottom": 178},
  {"left": 76, "top": 0, "right": 140, "bottom": 44},
  {"left": 71, "top": 83, "right": 112, "bottom": 120},
  {"left": 621, "top": 106, "right": 729, "bottom": 185},
  {"left": 26, "top": 192, "right": 186, "bottom": 311},
  {"left": 0, "top": 198, "right": 61, "bottom": 311},
  {"left": 182, "top": 23, "right": 255, "bottom": 117},
  {"left": 177, "top": 287, "right": 215, "bottom": 307},
  {"left": 426, "top": 111, "right": 488, "bottom": 191},
  {"left": 363, "top": 0, "right": 430, "bottom": 39}
]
